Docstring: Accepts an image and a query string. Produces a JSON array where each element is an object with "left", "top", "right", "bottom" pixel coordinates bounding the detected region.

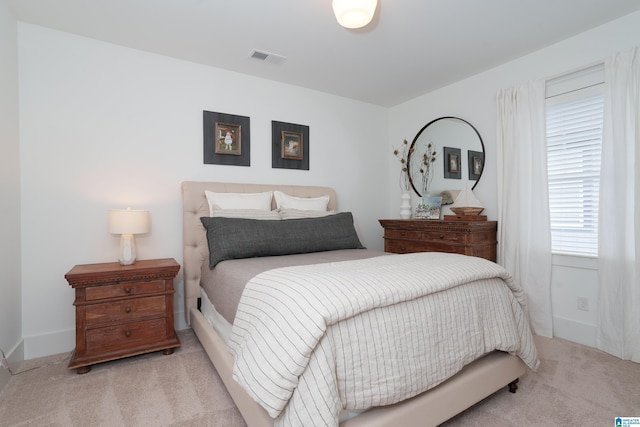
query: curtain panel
[
  {"left": 598, "top": 47, "right": 640, "bottom": 362},
  {"left": 496, "top": 80, "right": 553, "bottom": 337}
]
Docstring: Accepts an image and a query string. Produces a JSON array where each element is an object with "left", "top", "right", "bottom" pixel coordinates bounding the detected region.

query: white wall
[
  {"left": 0, "top": 0, "right": 23, "bottom": 386},
  {"left": 18, "top": 23, "right": 389, "bottom": 358},
  {"left": 389, "top": 11, "right": 640, "bottom": 346}
]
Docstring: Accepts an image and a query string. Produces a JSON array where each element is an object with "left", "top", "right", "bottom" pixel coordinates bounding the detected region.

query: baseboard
[
  {"left": 553, "top": 316, "right": 596, "bottom": 348},
  {"left": 0, "top": 338, "right": 25, "bottom": 391},
  {"left": 23, "top": 328, "right": 75, "bottom": 360}
]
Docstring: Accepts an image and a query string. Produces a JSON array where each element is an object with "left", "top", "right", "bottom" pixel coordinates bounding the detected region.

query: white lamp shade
[
  {"left": 332, "top": 0, "right": 377, "bottom": 29},
  {"left": 108, "top": 209, "right": 150, "bottom": 235}
]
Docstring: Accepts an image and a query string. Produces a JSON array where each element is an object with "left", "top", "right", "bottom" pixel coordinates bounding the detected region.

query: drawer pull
[
  {"left": 125, "top": 331, "right": 131, "bottom": 337},
  {"left": 439, "top": 234, "right": 445, "bottom": 239},
  {"left": 124, "top": 287, "right": 132, "bottom": 294},
  {"left": 125, "top": 307, "right": 132, "bottom": 313}
]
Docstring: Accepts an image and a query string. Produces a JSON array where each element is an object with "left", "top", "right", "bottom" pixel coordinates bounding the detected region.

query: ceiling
[{"left": 7, "top": 0, "right": 640, "bottom": 107}]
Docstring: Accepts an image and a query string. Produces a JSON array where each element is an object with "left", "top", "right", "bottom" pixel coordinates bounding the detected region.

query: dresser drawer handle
[
  {"left": 439, "top": 234, "right": 445, "bottom": 239},
  {"left": 124, "top": 307, "right": 132, "bottom": 313},
  {"left": 125, "top": 331, "right": 131, "bottom": 337},
  {"left": 400, "top": 231, "right": 407, "bottom": 236},
  {"left": 124, "top": 287, "right": 132, "bottom": 294}
]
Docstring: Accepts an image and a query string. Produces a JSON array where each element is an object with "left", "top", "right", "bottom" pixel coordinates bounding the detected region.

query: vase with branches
[
  {"left": 393, "top": 139, "right": 413, "bottom": 218},
  {"left": 393, "top": 139, "right": 413, "bottom": 192}
]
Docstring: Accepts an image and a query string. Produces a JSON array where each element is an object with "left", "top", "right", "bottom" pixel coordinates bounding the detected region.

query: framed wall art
[
  {"left": 443, "top": 146, "right": 461, "bottom": 179},
  {"left": 272, "top": 121, "right": 309, "bottom": 170},
  {"left": 203, "top": 110, "right": 250, "bottom": 166},
  {"left": 468, "top": 150, "right": 484, "bottom": 180}
]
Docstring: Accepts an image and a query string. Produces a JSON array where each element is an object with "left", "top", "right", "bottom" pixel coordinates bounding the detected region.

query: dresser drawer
[
  {"left": 85, "top": 280, "right": 165, "bottom": 301},
  {"left": 85, "top": 296, "right": 166, "bottom": 327},
  {"left": 384, "top": 229, "right": 423, "bottom": 240},
  {"left": 385, "top": 239, "right": 462, "bottom": 254},
  {"left": 86, "top": 318, "right": 167, "bottom": 353},
  {"left": 420, "top": 230, "right": 465, "bottom": 243}
]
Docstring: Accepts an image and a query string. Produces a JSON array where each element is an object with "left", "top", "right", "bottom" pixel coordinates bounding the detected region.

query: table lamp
[{"left": 108, "top": 208, "right": 150, "bottom": 265}]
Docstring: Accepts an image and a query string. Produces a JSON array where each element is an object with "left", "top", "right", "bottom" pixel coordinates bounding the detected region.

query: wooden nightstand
[
  {"left": 65, "top": 258, "right": 181, "bottom": 374},
  {"left": 379, "top": 219, "right": 498, "bottom": 262}
]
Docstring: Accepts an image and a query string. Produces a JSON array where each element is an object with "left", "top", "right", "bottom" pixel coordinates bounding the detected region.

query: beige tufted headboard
[{"left": 181, "top": 181, "right": 338, "bottom": 324}]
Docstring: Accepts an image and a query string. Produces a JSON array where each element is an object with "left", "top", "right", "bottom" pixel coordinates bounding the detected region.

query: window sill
[{"left": 551, "top": 253, "right": 598, "bottom": 270}]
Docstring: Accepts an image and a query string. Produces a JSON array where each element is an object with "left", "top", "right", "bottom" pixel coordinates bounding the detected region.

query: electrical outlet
[{"left": 577, "top": 296, "right": 589, "bottom": 311}]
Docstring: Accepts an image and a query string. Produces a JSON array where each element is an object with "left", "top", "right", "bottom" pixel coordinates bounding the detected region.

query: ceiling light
[{"left": 332, "top": 0, "right": 377, "bottom": 29}]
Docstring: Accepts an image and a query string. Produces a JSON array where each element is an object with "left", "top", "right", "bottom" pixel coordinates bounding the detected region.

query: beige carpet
[{"left": 1, "top": 330, "right": 638, "bottom": 426}]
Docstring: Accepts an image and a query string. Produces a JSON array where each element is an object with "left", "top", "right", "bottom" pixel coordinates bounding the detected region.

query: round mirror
[{"left": 407, "top": 116, "right": 485, "bottom": 198}]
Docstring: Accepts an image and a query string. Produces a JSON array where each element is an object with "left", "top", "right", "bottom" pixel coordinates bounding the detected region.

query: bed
[{"left": 182, "top": 181, "right": 538, "bottom": 427}]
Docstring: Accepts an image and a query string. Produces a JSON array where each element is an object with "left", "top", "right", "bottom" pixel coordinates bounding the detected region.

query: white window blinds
[{"left": 545, "top": 65, "right": 604, "bottom": 257}]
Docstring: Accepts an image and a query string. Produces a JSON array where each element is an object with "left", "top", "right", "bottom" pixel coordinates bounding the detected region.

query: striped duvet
[{"left": 228, "top": 252, "right": 539, "bottom": 426}]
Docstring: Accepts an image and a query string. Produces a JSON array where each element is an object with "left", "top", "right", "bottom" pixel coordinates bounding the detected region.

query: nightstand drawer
[
  {"left": 85, "top": 280, "right": 165, "bottom": 301},
  {"left": 85, "top": 296, "right": 166, "bottom": 326},
  {"left": 86, "top": 318, "right": 167, "bottom": 353}
]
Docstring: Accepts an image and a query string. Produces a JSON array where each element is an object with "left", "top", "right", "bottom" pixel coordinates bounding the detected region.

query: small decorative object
[
  {"left": 203, "top": 111, "right": 250, "bottom": 166},
  {"left": 394, "top": 139, "right": 413, "bottom": 219},
  {"left": 443, "top": 146, "right": 462, "bottom": 179},
  {"left": 272, "top": 121, "right": 310, "bottom": 170},
  {"left": 449, "top": 182, "right": 484, "bottom": 216},
  {"left": 108, "top": 208, "right": 150, "bottom": 265},
  {"left": 415, "top": 195, "right": 443, "bottom": 220}
]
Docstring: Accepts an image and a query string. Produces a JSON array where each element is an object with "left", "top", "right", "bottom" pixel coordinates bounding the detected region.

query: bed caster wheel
[{"left": 508, "top": 378, "right": 519, "bottom": 393}]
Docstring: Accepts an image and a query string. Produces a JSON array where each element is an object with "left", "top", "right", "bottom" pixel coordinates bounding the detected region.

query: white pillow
[
  {"left": 205, "top": 191, "right": 273, "bottom": 216},
  {"left": 278, "top": 208, "right": 336, "bottom": 219},
  {"left": 273, "top": 191, "right": 330, "bottom": 211},
  {"left": 212, "top": 209, "right": 281, "bottom": 220}
]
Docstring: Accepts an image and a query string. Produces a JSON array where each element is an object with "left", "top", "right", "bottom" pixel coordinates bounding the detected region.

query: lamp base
[{"left": 118, "top": 233, "right": 137, "bottom": 265}]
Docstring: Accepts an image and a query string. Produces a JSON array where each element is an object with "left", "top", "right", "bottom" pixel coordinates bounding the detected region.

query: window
[{"left": 545, "top": 65, "right": 604, "bottom": 257}]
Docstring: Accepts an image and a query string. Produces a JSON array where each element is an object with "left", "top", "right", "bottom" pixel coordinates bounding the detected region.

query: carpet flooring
[{"left": 0, "top": 329, "right": 638, "bottom": 426}]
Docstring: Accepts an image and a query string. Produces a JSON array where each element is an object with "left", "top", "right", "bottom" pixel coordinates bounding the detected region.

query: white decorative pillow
[
  {"left": 212, "top": 209, "right": 281, "bottom": 220},
  {"left": 273, "top": 191, "right": 330, "bottom": 211},
  {"left": 205, "top": 191, "right": 273, "bottom": 216},
  {"left": 278, "top": 208, "right": 336, "bottom": 219}
]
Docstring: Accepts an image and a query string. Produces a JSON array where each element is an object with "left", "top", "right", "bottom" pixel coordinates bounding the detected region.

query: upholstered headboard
[{"left": 181, "top": 181, "right": 338, "bottom": 324}]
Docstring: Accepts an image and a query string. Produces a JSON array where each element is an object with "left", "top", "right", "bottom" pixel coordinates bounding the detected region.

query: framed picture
[
  {"left": 443, "top": 146, "right": 462, "bottom": 179},
  {"left": 468, "top": 150, "right": 484, "bottom": 180},
  {"left": 214, "top": 122, "right": 241, "bottom": 155},
  {"left": 272, "top": 121, "right": 309, "bottom": 170},
  {"left": 415, "top": 196, "right": 442, "bottom": 220},
  {"left": 281, "top": 131, "right": 303, "bottom": 160},
  {"left": 203, "top": 111, "right": 250, "bottom": 166}
]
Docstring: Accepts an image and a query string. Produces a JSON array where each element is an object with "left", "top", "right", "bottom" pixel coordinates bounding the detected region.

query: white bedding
[{"left": 228, "top": 252, "right": 539, "bottom": 427}]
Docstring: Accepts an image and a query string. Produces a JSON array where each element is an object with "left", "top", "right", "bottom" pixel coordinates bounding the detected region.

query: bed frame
[{"left": 182, "top": 181, "right": 526, "bottom": 427}]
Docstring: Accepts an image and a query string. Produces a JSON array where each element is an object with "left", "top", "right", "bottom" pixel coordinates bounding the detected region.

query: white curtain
[
  {"left": 496, "top": 80, "right": 553, "bottom": 337},
  {"left": 598, "top": 47, "right": 640, "bottom": 362}
]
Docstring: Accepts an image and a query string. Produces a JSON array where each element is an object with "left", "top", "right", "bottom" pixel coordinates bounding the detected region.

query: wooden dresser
[
  {"left": 65, "top": 258, "right": 181, "bottom": 373},
  {"left": 379, "top": 219, "right": 498, "bottom": 262}
]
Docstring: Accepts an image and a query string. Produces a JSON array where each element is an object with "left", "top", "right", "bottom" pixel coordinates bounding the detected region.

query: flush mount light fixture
[{"left": 332, "top": 0, "right": 378, "bottom": 29}]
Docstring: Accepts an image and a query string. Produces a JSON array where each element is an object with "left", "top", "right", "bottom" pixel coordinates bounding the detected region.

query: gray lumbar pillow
[{"left": 201, "top": 212, "right": 365, "bottom": 269}]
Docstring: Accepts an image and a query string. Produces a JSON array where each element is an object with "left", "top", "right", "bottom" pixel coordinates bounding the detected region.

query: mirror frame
[{"left": 407, "top": 116, "right": 485, "bottom": 197}]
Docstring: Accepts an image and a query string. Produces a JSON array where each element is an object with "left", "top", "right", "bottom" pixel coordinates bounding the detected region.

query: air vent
[{"left": 249, "top": 49, "right": 287, "bottom": 65}]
